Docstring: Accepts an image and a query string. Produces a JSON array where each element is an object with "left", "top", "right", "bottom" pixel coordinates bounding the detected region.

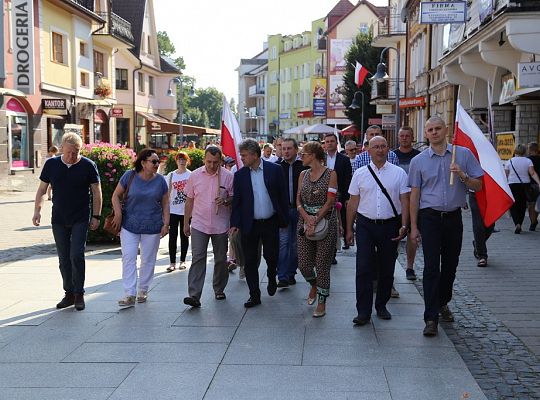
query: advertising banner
[
  {"left": 328, "top": 74, "right": 347, "bottom": 110},
  {"left": 312, "top": 78, "right": 327, "bottom": 116},
  {"left": 518, "top": 62, "right": 540, "bottom": 89},
  {"left": 330, "top": 39, "right": 352, "bottom": 73},
  {"left": 496, "top": 132, "right": 515, "bottom": 161},
  {"left": 11, "top": 0, "right": 35, "bottom": 94}
]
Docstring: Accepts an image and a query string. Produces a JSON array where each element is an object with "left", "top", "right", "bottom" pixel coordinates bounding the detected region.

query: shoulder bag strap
[
  {"left": 123, "top": 170, "right": 136, "bottom": 203},
  {"left": 509, "top": 159, "right": 523, "bottom": 184},
  {"left": 367, "top": 165, "right": 399, "bottom": 218}
]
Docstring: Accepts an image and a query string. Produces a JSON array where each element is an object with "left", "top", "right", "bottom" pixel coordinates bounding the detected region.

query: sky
[{"left": 153, "top": 0, "right": 386, "bottom": 104}]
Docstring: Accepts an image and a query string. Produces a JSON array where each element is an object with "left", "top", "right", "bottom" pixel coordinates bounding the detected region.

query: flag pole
[{"left": 449, "top": 143, "right": 457, "bottom": 185}]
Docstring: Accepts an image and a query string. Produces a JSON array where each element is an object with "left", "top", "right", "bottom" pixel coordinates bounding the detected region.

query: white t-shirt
[
  {"left": 506, "top": 156, "right": 532, "bottom": 184},
  {"left": 166, "top": 170, "right": 191, "bottom": 215},
  {"left": 262, "top": 154, "right": 278, "bottom": 163}
]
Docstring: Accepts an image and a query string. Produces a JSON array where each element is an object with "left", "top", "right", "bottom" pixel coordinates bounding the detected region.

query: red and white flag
[
  {"left": 354, "top": 62, "right": 369, "bottom": 88},
  {"left": 221, "top": 97, "right": 243, "bottom": 168},
  {"left": 453, "top": 100, "right": 514, "bottom": 227}
]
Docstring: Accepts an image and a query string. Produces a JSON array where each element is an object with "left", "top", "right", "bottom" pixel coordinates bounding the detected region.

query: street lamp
[
  {"left": 167, "top": 76, "right": 195, "bottom": 140},
  {"left": 371, "top": 46, "right": 400, "bottom": 145},
  {"left": 348, "top": 90, "right": 365, "bottom": 139}
]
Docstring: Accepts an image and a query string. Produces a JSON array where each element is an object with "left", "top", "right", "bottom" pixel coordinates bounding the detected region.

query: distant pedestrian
[
  {"left": 111, "top": 149, "right": 169, "bottom": 308},
  {"left": 45, "top": 145, "right": 59, "bottom": 200},
  {"left": 527, "top": 142, "right": 540, "bottom": 231},
  {"left": 262, "top": 143, "right": 278, "bottom": 163},
  {"left": 276, "top": 138, "right": 307, "bottom": 288},
  {"left": 505, "top": 144, "right": 540, "bottom": 234},
  {"left": 409, "top": 116, "right": 483, "bottom": 336},
  {"left": 352, "top": 125, "right": 399, "bottom": 173},
  {"left": 346, "top": 136, "right": 410, "bottom": 326},
  {"left": 165, "top": 151, "right": 191, "bottom": 272},
  {"left": 393, "top": 126, "right": 421, "bottom": 280},
  {"left": 230, "top": 138, "right": 288, "bottom": 308},
  {"left": 182, "top": 146, "right": 233, "bottom": 307},
  {"left": 32, "top": 133, "right": 102, "bottom": 311},
  {"left": 296, "top": 141, "right": 338, "bottom": 318},
  {"left": 344, "top": 140, "right": 357, "bottom": 167}
]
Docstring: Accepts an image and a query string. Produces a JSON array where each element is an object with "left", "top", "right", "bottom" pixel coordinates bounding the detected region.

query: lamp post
[
  {"left": 348, "top": 90, "right": 365, "bottom": 139},
  {"left": 167, "top": 76, "right": 195, "bottom": 142},
  {"left": 370, "top": 46, "right": 400, "bottom": 146}
]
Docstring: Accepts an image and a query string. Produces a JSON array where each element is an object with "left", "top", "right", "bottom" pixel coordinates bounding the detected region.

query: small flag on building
[{"left": 354, "top": 62, "right": 369, "bottom": 88}]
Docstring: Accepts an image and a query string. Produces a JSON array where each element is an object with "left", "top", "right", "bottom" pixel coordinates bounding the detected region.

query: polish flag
[
  {"left": 453, "top": 101, "right": 514, "bottom": 227},
  {"left": 221, "top": 97, "right": 243, "bottom": 168},
  {"left": 354, "top": 62, "right": 369, "bottom": 88}
]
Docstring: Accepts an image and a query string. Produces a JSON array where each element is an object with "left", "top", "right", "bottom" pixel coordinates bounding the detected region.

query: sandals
[
  {"left": 215, "top": 293, "right": 226, "bottom": 300},
  {"left": 166, "top": 263, "right": 176, "bottom": 272},
  {"left": 477, "top": 258, "right": 487, "bottom": 267}
]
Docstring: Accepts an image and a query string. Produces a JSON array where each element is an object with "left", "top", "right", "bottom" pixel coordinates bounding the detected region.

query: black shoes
[
  {"left": 530, "top": 222, "right": 538, "bottom": 231},
  {"left": 277, "top": 280, "right": 290, "bottom": 288},
  {"left": 353, "top": 315, "right": 371, "bottom": 326},
  {"left": 342, "top": 245, "right": 350, "bottom": 250},
  {"left": 376, "top": 307, "right": 392, "bottom": 320},
  {"left": 439, "top": 305, "right": 455, "bottom": 322},
  {"left": 56, "top": 293, "right": 75, "bottom": 309},
  {"left": 472, "top": 240, "right": 479, "bottom": 259},
  {"left": 183, "top": 296, "right": 201, "bottom": 308},
  {"left": 423, "top": 320, "right": 438, "bottom": 336},
  {"left": 244, "top": 297, "right": 261, "bottom": 308},
  {"left": 288, "top": 277, "right": 296, "bottom": 285},
  {"left": 74, "top": 294, "right": 85, "bottom": 311},
  {"left": 332, "top": 258, "right": 338, "bottom": 265},
  {"left": 406, "top": 269, "right": 417, "bottom": 281},
  {"left": 267, "top": 278, "right": 277, "bottom": 296}
]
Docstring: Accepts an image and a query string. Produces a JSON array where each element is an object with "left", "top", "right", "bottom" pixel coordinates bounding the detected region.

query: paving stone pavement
[{"left": 398, "top": 207, "right": 540, "bottom": 400}]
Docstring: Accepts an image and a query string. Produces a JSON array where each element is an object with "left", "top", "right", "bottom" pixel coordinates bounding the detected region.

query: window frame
[
  {"left": 51, "top": 32, "right": 64, "bottom": 64},
  {"left": 115, "top": 68, "right": 128, "bottom": 90}
]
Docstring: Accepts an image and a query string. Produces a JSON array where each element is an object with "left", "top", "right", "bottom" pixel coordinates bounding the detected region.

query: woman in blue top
[{"left": 111, "top": 148, "right": 170, "bottom": 308}]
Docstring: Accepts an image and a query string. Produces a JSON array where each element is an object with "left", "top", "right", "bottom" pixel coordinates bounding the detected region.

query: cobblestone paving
[{"left": 398, "top": 231, "right": 540, "bottom": 399}]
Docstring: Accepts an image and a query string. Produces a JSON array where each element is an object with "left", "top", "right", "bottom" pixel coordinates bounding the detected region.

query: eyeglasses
[{"left": 146, "top": 159, "right": 160, "bottom": 165}]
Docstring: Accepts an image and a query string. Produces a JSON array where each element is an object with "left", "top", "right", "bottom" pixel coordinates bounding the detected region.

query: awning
[
  {"left": 0, "top": 88, "right": 27, "bottom": 98},
  {"left": 43, "top": 112, "right": 65, "bottom": 120},
  {"left": 138, "top": 112, "right": 180, "bottom": 134}
]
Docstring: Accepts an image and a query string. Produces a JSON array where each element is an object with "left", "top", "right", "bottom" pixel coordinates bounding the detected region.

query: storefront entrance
[{"left": 6, "top": 99, "right": 29, "bottom": 170}]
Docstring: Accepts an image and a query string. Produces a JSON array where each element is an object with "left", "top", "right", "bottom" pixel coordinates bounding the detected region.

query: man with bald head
[
  {"left": 346, "top": 136, "right": 410, "bottom": 326},
  {"left": 409, "top": 116, "right": 483, "bottom": 336}
]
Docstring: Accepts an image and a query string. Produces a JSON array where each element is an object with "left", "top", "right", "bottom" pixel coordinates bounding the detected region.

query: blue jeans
[
  {"left": 52, "top": 221, "right": 89, "bottom": 294},
  {"left": 277, "top": 208, "right": 299, "bottom": 281}
]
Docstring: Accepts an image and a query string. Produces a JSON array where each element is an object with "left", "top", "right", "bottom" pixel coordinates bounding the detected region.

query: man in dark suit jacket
[
  {"left": 230, "top": 139, "right": 288, "bottom": 308},
  {"left": 323, "top": 133, "right": 353, "bottom": 249}
]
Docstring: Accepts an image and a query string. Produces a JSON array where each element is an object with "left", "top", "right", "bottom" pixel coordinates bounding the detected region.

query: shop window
[
  {"left": 52, "top": 32, "right": 64, "bottom": 64},
  {"left": 116, "top": 68, "right": 128, "bottom": 90}
]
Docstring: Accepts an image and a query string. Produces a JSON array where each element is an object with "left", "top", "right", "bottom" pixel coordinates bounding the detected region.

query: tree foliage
[
  {"left": 157, "top": 30, "right": 185, "bottom": 70},
  {"left": 188, "top": 87, "right": 226, "bottom": 129},
  {"left": 343, "top": 33, "right": 383, "bottom": 135}
]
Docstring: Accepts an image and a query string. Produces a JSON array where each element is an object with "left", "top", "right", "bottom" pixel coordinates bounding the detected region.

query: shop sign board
[
  {"left": 111, "top": 108, "right": 124, "bottom": 117},
  {"left": 517, "top": 62, "right": 540, "bottom": 89},
  {"left": 420, "top": 1, "right": 467, "bottom": 24},
  {"left": 496, "top": 132, "right": 515, "bottom": 161},
  {"left": 382, "top": 114, "right": 396, "bottom": 129},
  {"left": 11, "top": 0, "right": 35, "bottom": 94}
]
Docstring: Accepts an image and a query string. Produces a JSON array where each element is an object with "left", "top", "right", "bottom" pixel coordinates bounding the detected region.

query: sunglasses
[{"left": 146, "top": 159, "right": 160, "bottom": 165}]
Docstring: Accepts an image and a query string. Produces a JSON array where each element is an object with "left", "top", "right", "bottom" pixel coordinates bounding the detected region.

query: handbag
[
  {"left": 304, "top": 206, "right": 335, "bottom": 241},
  {"left": 103, "top": 170, "right": 136, "bottom": 236}
]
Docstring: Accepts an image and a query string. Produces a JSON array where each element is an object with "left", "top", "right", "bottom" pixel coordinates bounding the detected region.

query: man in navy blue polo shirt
[{"left": 32, "top": 133, "right": 102, "bottom": 311}]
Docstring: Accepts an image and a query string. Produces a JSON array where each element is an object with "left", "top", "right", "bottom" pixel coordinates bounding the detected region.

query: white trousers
[{"left": 120, "top": 228, "right": 161, "bottom": 296}]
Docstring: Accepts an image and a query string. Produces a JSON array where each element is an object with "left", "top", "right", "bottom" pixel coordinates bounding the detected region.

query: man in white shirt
[
  {"left": 262, "top": 143, "right": 278, "bottom": 163},
  {"left": 346, "top": 136, "right": 410, "bottom": 326}
]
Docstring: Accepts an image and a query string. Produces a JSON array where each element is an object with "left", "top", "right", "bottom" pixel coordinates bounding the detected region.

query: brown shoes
[{"left": 423, "top": 320, "right": 438, "bottom": 336}]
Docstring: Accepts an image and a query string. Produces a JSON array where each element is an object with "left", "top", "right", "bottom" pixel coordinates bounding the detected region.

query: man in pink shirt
[{"left": 183, "top": 146, "right": 234, "bottom": 307}]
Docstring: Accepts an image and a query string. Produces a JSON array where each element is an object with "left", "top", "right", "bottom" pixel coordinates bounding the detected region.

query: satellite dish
[{"left": 401, "top": 7, "right": 408, "bottom": 23}]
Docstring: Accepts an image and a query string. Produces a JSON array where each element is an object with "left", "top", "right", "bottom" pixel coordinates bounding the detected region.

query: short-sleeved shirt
[
  {"left": 40, "top": 156, "right": 100, "bottom": 225},
  {"left": 166, "top": 170, "right": 191, "bottom": 215},
  {"left": 529, "top": 155, "right": 540, "bottom": 176},
  {"left": 120, "top": 170, "right": 168, "bottom": 234},
  {"left": 185, "top": 166, "right": 234, "bottom": 235},
  {"left": 394, "top": 148, "right": 421, "bottom": 174},
  {"left": 506, "top": 156, "right": 533, "bottom": 184},
  {"left": 349, "top": 161, "right": 410, "bottom": 219},
  {"left": 408, "top": 144, "right": 483, "bottom": 212}
]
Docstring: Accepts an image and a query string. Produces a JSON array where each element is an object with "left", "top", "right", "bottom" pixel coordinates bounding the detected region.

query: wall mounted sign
[
  {"left": 11, "top": 0, "right": 35, "bottom": 94},
  {"left": 399, "top": 97, "right": 426, "bottom": 108},
  {"left": 420, "top": 1, "right": 466, "bottom": 24},
  {"left": 517, "top": 62, "right": 540, "bottom": 89}
]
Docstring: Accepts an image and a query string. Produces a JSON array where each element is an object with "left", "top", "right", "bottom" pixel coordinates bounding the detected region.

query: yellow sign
[{"left": 496, "top": 132, "right": 515, "bottom": 160}]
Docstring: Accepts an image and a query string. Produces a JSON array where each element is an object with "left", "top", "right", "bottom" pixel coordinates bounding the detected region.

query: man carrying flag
[
  {"left": 409, "top": 116, "right": 483, "bottom": 337},
  {"left": 453, "top": 101, "right": 514, "bottom": 267}
]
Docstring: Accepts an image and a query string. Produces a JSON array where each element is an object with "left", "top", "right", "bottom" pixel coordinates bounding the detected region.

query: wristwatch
[{"left": 92, "top": 215, "right": 101, "bottom": 219}]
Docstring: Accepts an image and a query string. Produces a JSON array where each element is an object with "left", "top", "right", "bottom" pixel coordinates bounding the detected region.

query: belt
[
  {"left": 357, "top": 213, "right": 399, "bottom": 225},
  {"left": 421, "top": 208, "right": 461, "bottom": 217},
  {"left": 253, "top": 215, "right": 275, "bottom": 223}
]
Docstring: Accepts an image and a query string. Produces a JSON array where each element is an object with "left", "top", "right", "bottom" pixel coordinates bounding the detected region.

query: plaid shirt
[{"left": 352, "top": 150, "right": 400, "bottom": 173}]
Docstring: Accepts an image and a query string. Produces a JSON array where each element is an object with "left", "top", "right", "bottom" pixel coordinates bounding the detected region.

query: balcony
[
  {"left": 248, "top": 84, "right": 266, "bottom": 97},
  {"left": 372, "top": 14, "right": 406, "bottom": 48},
  {"left": 371, "top": 79, "right": 405, "bottom": 102},
  {"left": 93, "top": 12, "right": 134, "bottom": 48},
  {"left": 256, "top": 107, "right": 265, "bottom": 117}
]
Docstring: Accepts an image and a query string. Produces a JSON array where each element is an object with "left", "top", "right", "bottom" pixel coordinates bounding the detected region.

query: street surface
[{"left": 0, "top": 174, "right": 539, "bottom": 399}]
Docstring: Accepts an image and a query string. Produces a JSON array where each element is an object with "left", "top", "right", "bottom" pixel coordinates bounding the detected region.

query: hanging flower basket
[{"left": 94, "top": 83, "right": 112, "bottom": 98}]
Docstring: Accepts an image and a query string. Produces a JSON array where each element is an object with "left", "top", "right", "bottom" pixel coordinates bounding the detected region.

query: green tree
[
  {"left": 189, "top": 87, "right": 226, "bottom": 129},
  {"left": 229, "top": 98, "right": 238, "bottom": 119},
  {"left": 343, "top": 32, "right": 383, "bottom": 135},
  {"left": 157, "top": 31, "right": 185, "bottom": 71}
]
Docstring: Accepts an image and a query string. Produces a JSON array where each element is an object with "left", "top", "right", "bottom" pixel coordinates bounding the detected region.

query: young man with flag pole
[{"left": 409, "top": 115, "right": 483, "bottom": 337}]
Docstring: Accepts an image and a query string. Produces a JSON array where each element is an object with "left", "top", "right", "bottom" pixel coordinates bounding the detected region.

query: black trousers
[
  {"left": 509, "top": 183, "right": 528, "bottom": 226},
  {"left": 468, "top": 192, "right": 494, "bottom": 259},
  {"left": 419, "top": 208, "right": 463, "bottom": 322},
  {"left": 355, "top": 214, "right": 399, "bottom": 318},
  {"left": 241, "top": 215, "right": 279, "bottom": 299},
  {"left": 169, "top": 214, "right": 189, "bottom": 263}
]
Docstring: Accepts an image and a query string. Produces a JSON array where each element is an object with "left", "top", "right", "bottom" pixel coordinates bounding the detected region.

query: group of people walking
[{"left": 38, "top": 112, "right": 529, "bottom": 337}]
